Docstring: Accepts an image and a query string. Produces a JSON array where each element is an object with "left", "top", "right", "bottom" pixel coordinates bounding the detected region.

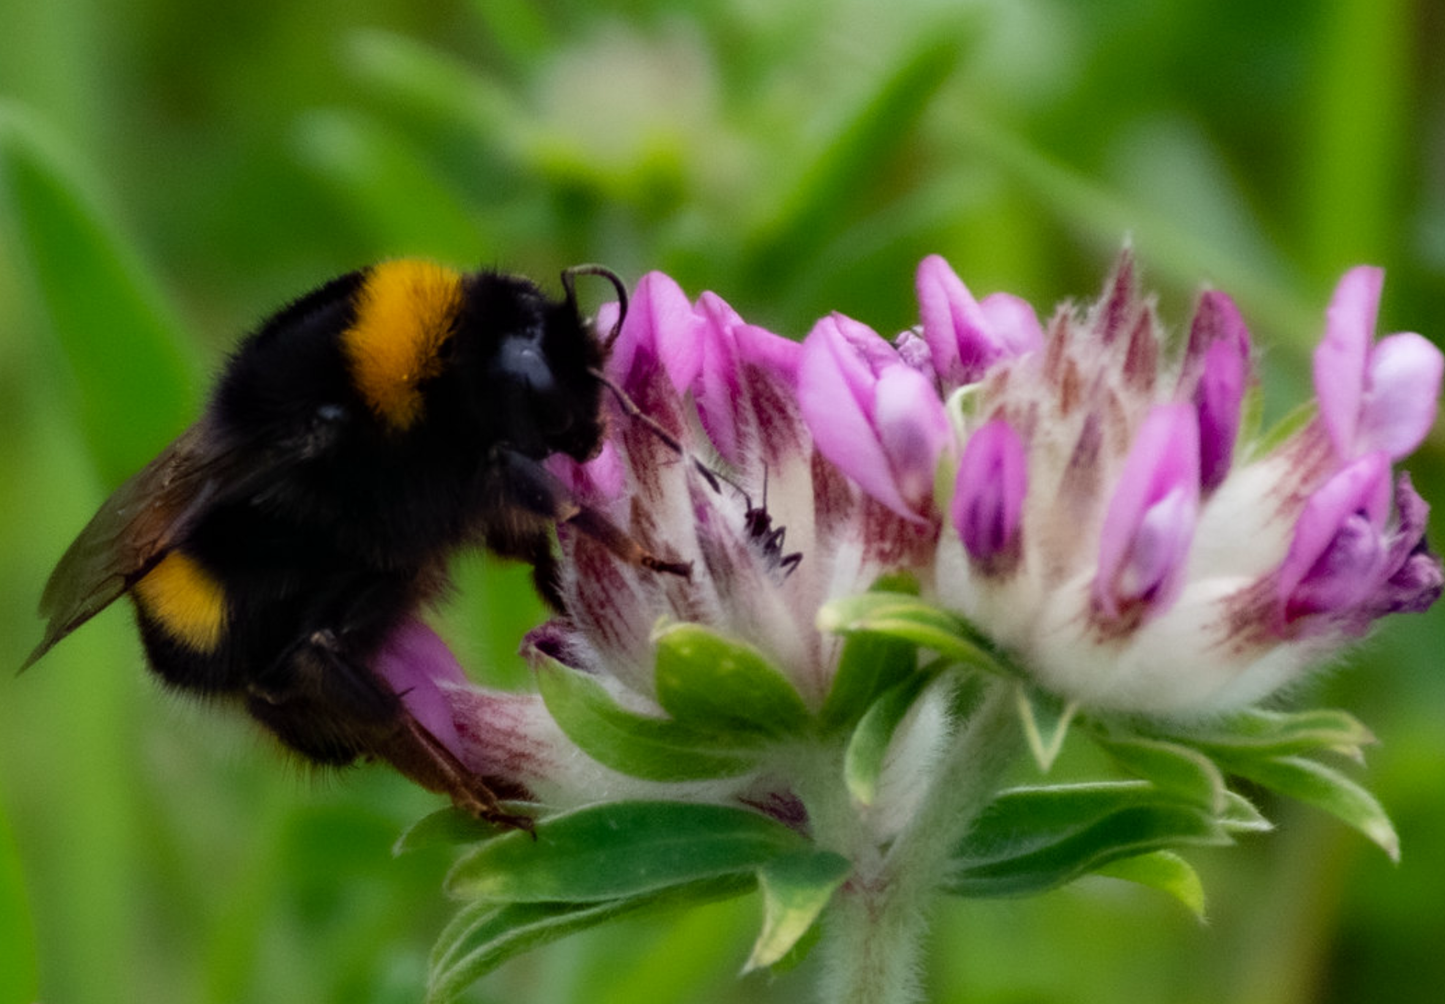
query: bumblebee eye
[{"left": 316, "top": 403, "right": 348, "bottom": 424}]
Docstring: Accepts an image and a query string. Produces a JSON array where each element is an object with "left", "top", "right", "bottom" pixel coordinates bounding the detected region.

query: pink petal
[
  {"left": 1276, "top": 451, "right": 1392, "bottom": 624},
  {"left": 1187, "top": 292, "right": 1251, "bottom": 492},
  {"left": 873, "top": 364, "right": 951, "bottom": 514},
  {"left": 952, "top": 418, "right": 1029, "bottom": 567},
  {"left": 692, "top": 291, "right": 746, "bottom": 462},
  {"left": 1093, "top": 405, "right": 1200, "bottom": 621},
  {"left": 610, "top": 271, "right": 696, "bottom": 392},
  {"left": 1357, "top": 332, "right": 1442, "bottom": 458},
  {"left": 1313, "top": 266, "right": 1382, "bottom": 458},
  {"left": 797, "top": 316, "right": 916, "bottom": 521},
  {"left": 915, "top": 255, "right": 1038, "bottom": 385},
  {"left": 979, "top": 292, "right": 1044, "bottom": 357},
  {"left": 373, "top": 619, "right": 468, "bottom": 758}
]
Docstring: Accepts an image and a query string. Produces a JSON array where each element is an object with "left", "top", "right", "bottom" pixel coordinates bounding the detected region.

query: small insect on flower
[{"left": 21, "top": 259, "right": 691, "bottom": 830}]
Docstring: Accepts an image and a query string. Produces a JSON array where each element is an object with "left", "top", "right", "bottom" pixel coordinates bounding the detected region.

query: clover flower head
[{"left": 395, "top": 252, "right": 1441, "bottom": 1002}]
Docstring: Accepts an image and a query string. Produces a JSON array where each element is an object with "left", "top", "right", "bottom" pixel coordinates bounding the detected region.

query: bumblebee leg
[
  {"left": 494, "top": 447, "right": 691, "bottom": 578},
  {"left": 248, "top": 626, "right": 534, "bottom": 831}
]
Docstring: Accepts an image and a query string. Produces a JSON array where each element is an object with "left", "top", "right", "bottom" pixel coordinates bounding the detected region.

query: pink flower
[
  {"left": 798, "top": 313, "right": 951, "bottom": 522},
  {"left": 1314, "top": 266, "right": 1441, "bottom": 461},
  {"left": 915, "top": 254, "right": 1043, "bottom": 387},
  {"left": 951, "top": 418, "right": 1028, "bottom": 572}
]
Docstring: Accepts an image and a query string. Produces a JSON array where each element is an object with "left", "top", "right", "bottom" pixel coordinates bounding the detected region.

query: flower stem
[{"left": 818, "top": 680, "right": 1022, "bottom": 1004}]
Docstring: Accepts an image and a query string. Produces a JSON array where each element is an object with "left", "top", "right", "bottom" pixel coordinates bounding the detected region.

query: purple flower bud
[
  {"left": 609, "top": 270, "right": 697, "bottom": 394},
  {"left": 1181, "top": 291, "right": 1251, "bottom": 493},
  {"left": 1276, "top": 452, "right": 1392, "bottom": 630},
  {"left": 915, "top": 254, "right": 1042, "bottom": 387},
  {"left": 951, "top": 419, "right": 1028, "bottom": 572},
  {"left": 798, "top": 313, "right": 951, "bottom": 522},
  {"left": 691, "top": 291, "right": 746, "bottom": 463},
  {"left": 1093, "top": 404, "right": 1200, "bottom": 624},
  {"left": 1313, "top": 266, "right": 1442, "bottom": 461},
  {"left": 1372, "top": 473, "right": 1445, "bottom": 616}
]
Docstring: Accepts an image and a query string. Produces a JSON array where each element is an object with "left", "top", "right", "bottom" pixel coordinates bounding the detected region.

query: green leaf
[
  {"left": 1218, "top": 754, "right": 1399, "bottom": 860},
  {"left": 1016, "top": 686, "right": 1077, "bottom": 771},
  {"left": 817, "top": 592, "right": 1004, "bottom": 675},
  {"left": 1091, "top": 733, "right": 1228, "bottom": 813},
  {"left": 652, "top": 623, "right": 811, "bottom": 739},
  {"left": 944, "top": 781, "right": 1230, "bottom": 898},
  {"left": 0, "top": 103, "right": 198, "bottom": 484},
  {"left": 844, "top": 669, "right": 939, "bottom": 807},
  {"left": 446, "top": 801, "right": 808, "bottom": 903},
  {"left": 535, "top": 653, "right": 759, "bottom": 781},
  {"left": 428, "top": 876, "right": 752, "bottom": 1004},
  {"left": 744, "top": 850, "right": 852, "bottom": 972},
  {"left": 1171, "top": 707, "right": 1376, "bottom": 761},
  {"left": 820, "top": 575, "right": 921, "bottom": 730},
  {"left": 393, "top": 807, "right": 515, "bottom": 855},
  {"left": 1091, "top": 851, "right": 1207, "bottom": 919},
  {"left": 1219, "top": 791, "right": 1274, "bottom": 834}
]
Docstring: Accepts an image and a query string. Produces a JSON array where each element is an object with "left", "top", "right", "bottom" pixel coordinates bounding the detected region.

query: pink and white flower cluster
[{"left": 386, "top": 253, "right": 1441, "bottom": 801}]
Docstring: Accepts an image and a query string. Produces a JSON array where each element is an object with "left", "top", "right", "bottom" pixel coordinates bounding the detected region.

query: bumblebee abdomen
[{"left": 132, "top": 551, "right": 229, "bottom": 654}]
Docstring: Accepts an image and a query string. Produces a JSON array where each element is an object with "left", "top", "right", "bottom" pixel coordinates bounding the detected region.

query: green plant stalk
[{"left": 813, "top": 680, "right": 1022, "bottom": 1004}]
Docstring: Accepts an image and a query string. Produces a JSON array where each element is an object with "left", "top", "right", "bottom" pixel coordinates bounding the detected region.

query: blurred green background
[{"left": 1, "top": 1, "right": 1442, "bottom": 1002}]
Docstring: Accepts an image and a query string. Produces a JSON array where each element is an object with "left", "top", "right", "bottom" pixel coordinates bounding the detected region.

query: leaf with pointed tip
[
  {"left": 744, "top": 850, "right": 851, "bottom": 972},
  {"left": 1218, "top": 791, "right": 1273, "bottom": 834},
  {"left": 817, "top": 592, "right": 1004, "bottom": 676},
  {"left": 1016, "top": 687, "right": 1076, "bottom": 771},
  {"left": 1171, "top": 707, "right": 1376, "bottom": 761},
  {"left": 1216, "top": 754, "right": 1398, "bottom": 860},
  {"left": 1091, "top": 851, "right": 1207, "bottom": 919},
  {"left": 820, "top": 576, "right": 921, "bottom": 731},
  {"left": 427, "top": 876, "right": 751, "bottom": 1003},
  {"left": 446, "top": 801, "right": 808, "bottom": 903},
  {"left": 1091, "top": 734, "right": 1227, "bottom": 813},
  {"left": 653, "top": 623, "right": 811, "bottom": 739},
  {"left": 535, "top": 654, "right": 760, "bottom": 781},
  {"left": 0, "top": 105, "right": 197, "bottom": 483},
  {"left": 844, "top": 669, "right": 939, "bottom": 807},
  {"left": 394, "top": 807, "right": 516, "bottom": 856},
  {"left": 944, "top": 781, "right": 1230, "bottom": 898}
]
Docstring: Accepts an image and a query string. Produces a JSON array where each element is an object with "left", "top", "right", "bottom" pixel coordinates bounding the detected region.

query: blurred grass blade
[
  {"left": 0, "top": 806, "right": 39, "bottom": 1004},
  {"left": 0, "top": 103, "right": 198, "bottom": 484},
  {"left": 291, "top": 109, "right": 494, "bottom": 260},
  {"left": 742, "top": 29, "right": 970, "bottom": 298}
]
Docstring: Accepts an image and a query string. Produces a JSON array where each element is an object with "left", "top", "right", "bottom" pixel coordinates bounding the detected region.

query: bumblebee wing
[{"left": 24, "top": 422, "right": 232, "bottom": 669}]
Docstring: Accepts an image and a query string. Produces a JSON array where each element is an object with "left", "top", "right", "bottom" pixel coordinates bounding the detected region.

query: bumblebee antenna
[
  {"left": 564, "top": 264, "right": 758, "bottom": 507},
  {"left": 561, "top": 264, "right": 629, "bottom": 351}
]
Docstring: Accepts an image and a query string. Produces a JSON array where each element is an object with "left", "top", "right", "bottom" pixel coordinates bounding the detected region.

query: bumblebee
[{"left": 23, "top": 259, "right": 685, "bottom": 828}]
